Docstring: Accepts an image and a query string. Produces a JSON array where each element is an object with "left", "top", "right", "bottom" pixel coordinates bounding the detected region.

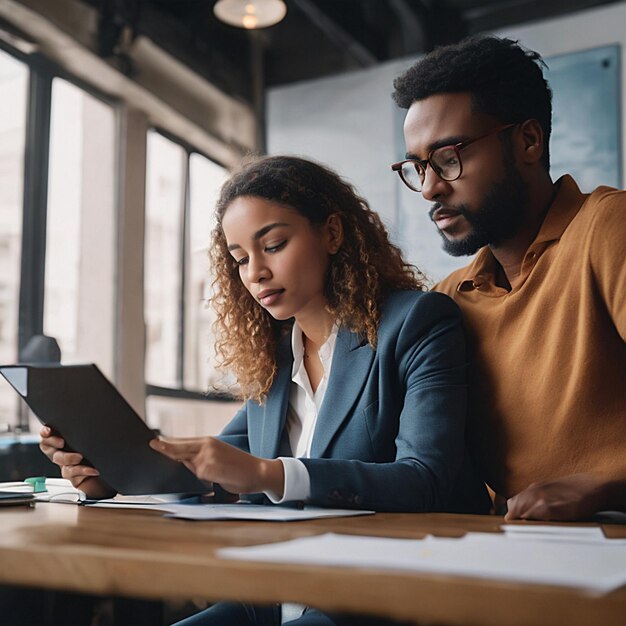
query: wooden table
[{"left": 0, "top": 503, "right": 624, "bottom": 625}]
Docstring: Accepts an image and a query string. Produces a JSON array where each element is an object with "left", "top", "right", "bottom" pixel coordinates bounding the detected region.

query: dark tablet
[{"left": 0, "top": 363, "right": 209, "bottom": 495}]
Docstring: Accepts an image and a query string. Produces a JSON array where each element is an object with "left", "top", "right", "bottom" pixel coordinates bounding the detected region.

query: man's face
[{"left": 403, "top": 92, "right": 528, "bottom": 256}]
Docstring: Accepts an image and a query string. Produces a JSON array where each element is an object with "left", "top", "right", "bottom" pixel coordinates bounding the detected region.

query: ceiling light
[{"left": 214, "top": 0, "right": 287, "bottom": 29}]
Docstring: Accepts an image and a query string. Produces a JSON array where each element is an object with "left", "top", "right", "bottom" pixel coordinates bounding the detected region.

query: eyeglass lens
[{"left": 401, "top": 146, "right": 461, "bottom": 191}]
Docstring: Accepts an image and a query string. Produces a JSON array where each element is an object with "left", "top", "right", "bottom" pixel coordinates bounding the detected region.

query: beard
[{"left": 430, "top": 156, "right": 529, "bottom": 257}]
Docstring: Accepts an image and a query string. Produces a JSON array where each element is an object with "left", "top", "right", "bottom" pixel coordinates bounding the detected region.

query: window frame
[
  {"left": 1, "top": 38, "right": 238, "bottom": 433},
  {"left": 1, "top": 40, "right": 119, "bottom": 430}
]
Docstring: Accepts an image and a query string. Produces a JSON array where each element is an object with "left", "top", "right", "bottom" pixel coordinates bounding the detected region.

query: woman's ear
[
  {"left": 518, "top": 119, "right": 544, "bottom": 165},
  {"left": 325, "top": 214, "right": 344, "bottom": 254}
]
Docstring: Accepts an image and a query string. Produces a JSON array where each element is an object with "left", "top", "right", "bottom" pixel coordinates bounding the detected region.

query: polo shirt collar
[
  {"left": 456, "top": 175, "right": 586, "bottom": 293},
  {"left": 533, "top": 175, "right": 586, "bottom": 244}
]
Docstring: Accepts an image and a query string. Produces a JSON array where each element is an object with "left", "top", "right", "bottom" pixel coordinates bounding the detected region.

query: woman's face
[{"left": 221, "top": 195, "right": 340, "bottom": 323}]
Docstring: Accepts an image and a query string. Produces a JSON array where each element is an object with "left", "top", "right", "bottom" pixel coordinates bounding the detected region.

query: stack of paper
[
  {"left": 0, "top": 478, "right": 83, "bottom": 503},
  {"left": 217, "top": 531, "right": 626, "bottom": 594}
]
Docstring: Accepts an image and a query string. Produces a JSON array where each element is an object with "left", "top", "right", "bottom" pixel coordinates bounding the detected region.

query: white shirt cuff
[{"left": 264, "top": 457, "right": 311, "bottom": 503}]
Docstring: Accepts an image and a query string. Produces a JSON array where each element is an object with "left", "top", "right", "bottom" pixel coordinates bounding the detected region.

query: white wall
[
  {"left": 267, "top": 1, "right": 626, "bottom": 282},
  {"left": 268, "top": 57, "right": 419, "bottom": 266}
]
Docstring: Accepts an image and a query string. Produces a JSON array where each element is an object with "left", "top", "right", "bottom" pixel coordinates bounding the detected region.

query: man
[{"left": 391, "top": 36, "right": 625, "bottom": 521}]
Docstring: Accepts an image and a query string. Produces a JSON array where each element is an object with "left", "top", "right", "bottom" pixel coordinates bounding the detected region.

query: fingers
[
  {"left": 504, "top": 492, "right": 545, "bottom": 520},
  {"left": 39, "top": 436, "right": 65, "bottom": 457},
  {"left": 61, "top": 464, "right": 100, "bottom": 480},
  {"left": 51, "top": 450, "right": 84, "bottom": 466},
  {"left": 39, "top": 426, "right": 66, "bottom": 460},
  {"left": 504, "top": 495, "right": 521, "bottom": 520},
  {"left": 39, "top": 426, "right": 113, "bottom": 498},
  {"left": 505, "top": 492, "right": 567, "bottom": 521},
  {"left": 157, "top": 436, "right": 207, "bottom": 444},
  {"left": 506, "top": 503, "right": 548, "bottom": 521},
  {"left": 149, "top": 438, "right": 202, "bottom": 460}
]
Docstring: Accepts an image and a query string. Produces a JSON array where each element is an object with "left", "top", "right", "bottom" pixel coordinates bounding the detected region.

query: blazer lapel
[
  {"left": 257, "top": 337, "right": 293, "bottom": 458},
  {"left": 310, "top": 328, "right": 375, "bottom": 457}
]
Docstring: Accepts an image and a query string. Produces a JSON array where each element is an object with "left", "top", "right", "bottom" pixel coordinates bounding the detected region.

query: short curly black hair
[{"left": 393, "top": 36, "right": 552, "bottom": 171}]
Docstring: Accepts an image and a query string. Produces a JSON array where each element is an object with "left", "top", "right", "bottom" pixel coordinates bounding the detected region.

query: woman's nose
[{"left": 247, "top": 255, "right": 271, "bottom": 283}]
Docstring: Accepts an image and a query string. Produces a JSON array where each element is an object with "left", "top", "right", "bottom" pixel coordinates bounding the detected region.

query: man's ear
[
  {"left": 325, "top": 214, "right": 344, "bottom": 254},
  {"left": 518, "top": 118, "right": 544, "bottom": 165}
]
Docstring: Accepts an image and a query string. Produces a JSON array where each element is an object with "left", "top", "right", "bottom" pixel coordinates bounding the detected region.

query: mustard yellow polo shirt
[{"left": 435, "top": 175, "right": 626, "bottom": 498}]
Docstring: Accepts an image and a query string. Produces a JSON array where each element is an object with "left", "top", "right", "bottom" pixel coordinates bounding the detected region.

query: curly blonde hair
[{"left": 210, "top": 156, "right": 426, "bottom": 402}]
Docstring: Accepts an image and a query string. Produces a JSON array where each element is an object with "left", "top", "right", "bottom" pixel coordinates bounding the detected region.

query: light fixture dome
[{"left": 214, "top": 0, "right": 287, "bottom": 29}]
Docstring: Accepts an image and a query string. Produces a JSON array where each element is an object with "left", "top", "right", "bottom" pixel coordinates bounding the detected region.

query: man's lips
[
  {"left": 257, "top": 288, "right": 285, "bottom": 305},
  {"left": 430, "top": 206, "right": 463, "bottom": 230}
]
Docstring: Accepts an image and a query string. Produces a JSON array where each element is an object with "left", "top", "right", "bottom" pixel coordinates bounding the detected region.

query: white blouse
[{"left": 264, "top": 321, "right": 337, "bottom": 503}]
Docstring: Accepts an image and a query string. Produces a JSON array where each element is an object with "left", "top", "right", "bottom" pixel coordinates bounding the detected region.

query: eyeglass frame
[{"left": 391, "top": 123, "right": 517, "bottom": 192}]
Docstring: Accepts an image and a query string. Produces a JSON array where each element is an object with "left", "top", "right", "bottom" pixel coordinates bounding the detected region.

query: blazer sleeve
[{"left": 301, "top": 292, "right": 474, "bottom": 512}]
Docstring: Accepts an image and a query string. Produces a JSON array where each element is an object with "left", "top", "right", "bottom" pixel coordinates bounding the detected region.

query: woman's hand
[
  {"left": 39, "top": 426, "right": 116, "bottom": 499},
  {"left": 150, "top": 436, "right": 284, "bottom": 498}
]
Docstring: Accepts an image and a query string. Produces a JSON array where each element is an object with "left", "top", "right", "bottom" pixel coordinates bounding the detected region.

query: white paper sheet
[
  {"left": 85, "top": 501, "right": 375, "bottom": 522},
  {"left": 502, "top": 524, "right": 605, "bottom": 536},
  {"left": 165, "top": 504, "right": 375, "bottom": 521},
  {"left": 501, "top": 524, "right": 611, "bottom": 543},
  {"left": 217, "top": 531, "right": 626, "bottom": 594}
]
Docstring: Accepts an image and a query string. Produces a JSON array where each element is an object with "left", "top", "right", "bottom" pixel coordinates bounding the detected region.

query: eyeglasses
[{"left": 391, "top": 124, "right": 516, "bottom": 192}]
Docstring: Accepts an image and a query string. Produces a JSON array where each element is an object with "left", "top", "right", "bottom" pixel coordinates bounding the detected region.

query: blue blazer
[{"left": 219, "top": 290, "right": 489, "bottom": 514}]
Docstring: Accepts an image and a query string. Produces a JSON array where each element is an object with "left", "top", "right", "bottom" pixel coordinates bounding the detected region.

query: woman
[{"left": 41, "top": 155, "right": 488, "bottom": 624}]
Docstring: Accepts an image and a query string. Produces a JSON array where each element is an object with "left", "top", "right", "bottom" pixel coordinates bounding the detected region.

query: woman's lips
[{"left": 257, "top": 289, "right": 285, "bottom": 306}]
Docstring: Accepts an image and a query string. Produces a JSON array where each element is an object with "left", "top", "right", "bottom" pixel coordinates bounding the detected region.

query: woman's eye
[
  {"left": 235, "top": 256, "right": 249, "bottom": 266},
  {"left": 265, "top": 240, "right": 287, "bottom": 253}
]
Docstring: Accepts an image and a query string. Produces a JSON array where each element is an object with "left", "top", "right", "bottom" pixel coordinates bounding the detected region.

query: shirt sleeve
[
  {"left": 589, "top": 194, "right": 626, "bottom": 341},
  {"left": 264, "top": 457, "right": 311, "bottom": 503}
]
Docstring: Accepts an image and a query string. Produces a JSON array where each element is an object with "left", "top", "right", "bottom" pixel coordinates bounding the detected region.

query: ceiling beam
[{"left": 292, "top": 0, "right": 378, "bottom": 68}]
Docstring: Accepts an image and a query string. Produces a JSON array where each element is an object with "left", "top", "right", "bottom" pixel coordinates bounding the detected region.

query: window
[
  {"left": 0, "top": 42, "right": 117, "bottom": 434},
  {"left": 44, "top": 78, "right": 116, "bottom": 377},
  {"left": 144, "top": 131, "right": 186, "bottom": 388},
  {"left": 184, "top": 152, "right": 229, "bottom": 391},
  {"left": 0, "top": 39, "right": 235, "bottom": 439},
  {"left": 0, "top": 50, "right": 27, "bottom": 432},
  {"left": 144, "top": 132, "right": 235, "bottom": 436}
]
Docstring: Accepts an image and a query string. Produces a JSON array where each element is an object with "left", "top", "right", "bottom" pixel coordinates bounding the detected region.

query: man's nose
[{"left": 420, "top": 165, "right": 451, "bottom": 202}]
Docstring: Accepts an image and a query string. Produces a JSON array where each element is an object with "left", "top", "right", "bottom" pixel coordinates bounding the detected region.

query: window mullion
[
  {"left": 18, "top": 61, "right": 53, "bottom": 356},
  {"left": 178, "top": 153, "right": 190, "bottom": 387}
]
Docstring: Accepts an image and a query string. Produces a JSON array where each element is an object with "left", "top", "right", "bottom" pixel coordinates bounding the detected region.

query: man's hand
[
  {"left": 505, "top": 473, "right": 624, "bottom": 521},
  {"left": 39, "top": 426, "right": 116, "bottom": 499},
  {"left": 150, "top": 436, "right": 285, "bottom": 498}
]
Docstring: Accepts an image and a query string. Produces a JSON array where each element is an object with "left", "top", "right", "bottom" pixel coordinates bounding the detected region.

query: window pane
[
  {"left": 44, "top": 79, "right": 116, "bottom": 381},
  {"left": 0, "top": 51, "right": 27, "bottom": 432},
  {"left": 145, "top": 131, "right": 185, "bottom": 387},
  {"left": 184, "top": 153, "right": 228, "bottom": 391},
  {"left": 146, "top": 395, "right": 238, "bottom": 438}
]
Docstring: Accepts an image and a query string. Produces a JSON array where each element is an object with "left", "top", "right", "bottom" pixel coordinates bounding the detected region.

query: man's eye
[{"left": 265, "top": 240, "right": 287, "bottom": 253}]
